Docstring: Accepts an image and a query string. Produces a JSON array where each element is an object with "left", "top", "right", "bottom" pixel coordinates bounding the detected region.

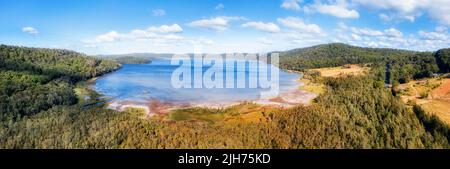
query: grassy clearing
[
  {"left": 400, "top": 75, "right": 450, "bottom": 124},
  {"left": 167, "top": 103, "right": 279, "bottom": 125},
  {"left": 311, "top": 64, "right": 369, "bottom": 77},
  {"left": 298, "top": 78, "right": 325, "bottom": 95},
  {"left": 421, "top": 100, "right": 450, "bottom": 123},
  {"left": 399, "top": 78, "right": 442, "bottom": 100},
  {"left": 168, "top": 107, "right": 226, "bottom": 124}
]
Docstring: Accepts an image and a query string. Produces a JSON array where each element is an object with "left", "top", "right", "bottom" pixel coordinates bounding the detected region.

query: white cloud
[
  {"left": 276, "top": 17, "right": 326, "bottom": 45},
  {"left": 349, "top": 26, "right": 403, "bottom": 38},
  {"left": 333, "top": 22, "right": 449, "bottom": 51},
  {"left": 83, "top": 24, "right": 183, "bottom": 43},
  {"left": 147, "top": 24, "right": 183, "bottom": 33},
  {"left": 22, "top": 27, "right": 38, "bottom": 34},
  {"left": 352, "top": 0, "right": 450, "bottom": 25},
  {"left": 215, "top": 3, "right": 224, "bottom": 10},
  {"left": 378, "top": 12, "right": 416, "bottom": 23},
  {"left": 351, "top": 27, "right": 384, "bottom": 36},
  {"left": 89, "top": 31, "right": 122, "bottom": 43},
  {"left": 419, "top": 29, "right": 449, "bottom": 41},
  {"left": 152, "top": 9, "right": 165, "bottom": 16},
  {"left": 242, "top": 21, "right": 280, "bottom": 33},
  {"left": 351, "top": 33, "right": 362, "bottom": 40},
  {"left": 277, "top": 17, "right": 322, "bottom": 34},
  {"left": 384, "top": 28, "right": 403, "bottom": 38},
  {"left": 314, "top": 0, "right": 359, "bottom": 19},
  {"left": 281, "top": 0, "right": 302, "bottom": 11},
  {"left": 188, "top": 16, "right": 244, "bottom": 31}
]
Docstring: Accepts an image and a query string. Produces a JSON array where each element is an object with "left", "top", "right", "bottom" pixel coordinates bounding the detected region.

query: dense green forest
[
  {"left": 1, "top": 75, "right": 448, "bottom": 148},
  {"left": 279, "top": 43, "right": 415, "bottom": 70},
  {"left": 434, "top": 48, "right": 450, "bottom": 73},
  {"left": 96, "top": 55, "right": 152, "bottom": 64},
  {"left": 1, "top": 44, "right": 449, "bottom": 148},
  {"left": 279, "top": 43, "right": 448, "bottom": 84},
  {"left": 0, "top": 45, "right": 120, "bottom": 121}
]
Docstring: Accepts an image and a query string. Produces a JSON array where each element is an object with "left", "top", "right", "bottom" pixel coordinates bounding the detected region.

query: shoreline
[
  {"left": 90, "top": 66, "right": 314, "bottom": 117},
  {"left": 103, "top": 78, "right": 316, "bottom": 117}
]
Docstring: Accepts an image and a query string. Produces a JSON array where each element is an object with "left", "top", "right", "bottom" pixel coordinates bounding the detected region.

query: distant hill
[
  {"left": 277, "top": 43, "right": 418, "bottom": 70},
  {"left": 96, "top": 53, "right": 173, "bottom": 64},
  {"left": 0, "top": 45, "right": 120, "bottom": 80},
  {"left": 0, "top": 44, "right": 120, "bottom": 120},
  {"left": 275, "top": 43, "right": 450, "bottom": 84}
]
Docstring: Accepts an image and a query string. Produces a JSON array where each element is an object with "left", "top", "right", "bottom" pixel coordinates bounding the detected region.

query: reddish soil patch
[{"left": 431, "top": 78, "right": 450, "bottom": 100}]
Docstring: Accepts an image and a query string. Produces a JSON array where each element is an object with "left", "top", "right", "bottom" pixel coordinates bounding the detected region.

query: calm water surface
[{"left": 93, "top": 59, "right": 300, "bottom": 105}]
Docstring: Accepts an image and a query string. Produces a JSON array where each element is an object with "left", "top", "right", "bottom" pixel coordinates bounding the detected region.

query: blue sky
[{"left": 0, "top": 0, "right": 449, "bottom": 54}]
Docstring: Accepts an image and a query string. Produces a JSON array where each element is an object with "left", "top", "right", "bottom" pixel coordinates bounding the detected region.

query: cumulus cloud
[
  {"left": 277, "top": 17, "right": 322, "bottom": 34},
  {"left": 152, "top": 9, "right": 166, "bottom": 16},
  {"left": 147, "top": 24, "right": 183, "bottom": 33},
  {"left": 188, "top": 16, "right": 244, "bottom": 31},
  {"left": 384, "top": 28, "right": 403, "bottom": 38},
  {"left": 352, "top": 0, "right": 450, "bottom": 25},
  {"left": 349, "top": 27, "right": 403, "bottom": 38},
  {"left": 276, "top": 17, "right": 326, "bottom": 45},
  {"left": 313, "top": 0, "right": 359, "bottom": 19},
  {"left": 22, "top": 27, "right": 38, "bottom": 34},
  {"left": 419, "top": 28, "right": 449, "bottom": 41},
  {"left": 351, "top": 33, "right": 362, "bottom": 40},
  {"left": 334, "top": 22, "right": 448, "bottom": 51},
  {"left": 281, "top": 0, "right": 302, "bottom": 11},
  {"left": 416, "top": 27, "right": 449, "bottom": 50},
  {"left": 242, "top": 21, "right": 280, "bottom": 33},
  {"left": 350, "top": 27, "right": 384, "bottom": 36},
  {"left": 215, "top": 3, "right": 224, "bottom": 10},
  {"left": 83, "top": 24, "right": 183, "bottom": 43}
]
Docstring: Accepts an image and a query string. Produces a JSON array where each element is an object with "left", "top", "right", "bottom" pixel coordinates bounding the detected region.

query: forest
[
  {"left": 280, "top": 43, "right": 449, "bottom": 84},
  {"left": 0, "top": 45, "right": 120, "bottom": 121},
  {"left": 0, "top": 44, "right": 449, "bottom": 148},
  {"left": 96, "top": 55, "right": 152, "bottom": 64}
]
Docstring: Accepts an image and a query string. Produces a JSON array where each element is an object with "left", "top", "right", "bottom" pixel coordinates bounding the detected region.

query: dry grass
[
  {"left": 166, "top": 102, "right": 276, "bottom": 125},
  {"left": 399, "top": 78, "right": 442, "bottom": 102},
  {"left": 421, "top": 100, "right": 450, "bottom": 124},
  {"left": 311, "top": 64, "right": 369, "bottom": 77},
  {"left": 298, "top": 78, "right": 325, "bottom": 95},
  {"left": 400, "top": 77, "right": 450, "bottom": 125}
]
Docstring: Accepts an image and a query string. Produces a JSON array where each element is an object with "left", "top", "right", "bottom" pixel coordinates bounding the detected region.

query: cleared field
[
  {"left": 421, "top": 100, "right": 450, "bottom": 123},
  {"left": 298, "top": 78, "right": 325, "bottom": 95},
  {"left": 400, "top": 77, "right": 450, "bottom": 124},
  {"left": 422, "top": 78, "right": 450, "bottom": 124},
  {"left": 166, "top": 103, "right": 276, "bottom": 124},
  {"left": 311, "top": 64, "right": 369, "bottom": 77},
  {"left": 399, "top": 78, "right": 442, "bottom": 102}
]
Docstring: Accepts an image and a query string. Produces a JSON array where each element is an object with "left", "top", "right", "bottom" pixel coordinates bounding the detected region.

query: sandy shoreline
[{"left": 104, "top": 78, "right": 317, "bottom": 117}]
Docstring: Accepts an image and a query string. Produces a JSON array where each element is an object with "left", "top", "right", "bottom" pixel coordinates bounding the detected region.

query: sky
[{"left": 0, "top": 0, "right": 449, "bottom": 55}]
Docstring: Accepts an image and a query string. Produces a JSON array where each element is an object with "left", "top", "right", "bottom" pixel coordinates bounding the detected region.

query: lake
[{"left": 93, "top": 59, "right": 302, "bottom": 107}]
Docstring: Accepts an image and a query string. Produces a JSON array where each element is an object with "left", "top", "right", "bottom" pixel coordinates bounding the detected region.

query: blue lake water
[{"left": 93, "top": 59, "right": 301, "bottom": 106}]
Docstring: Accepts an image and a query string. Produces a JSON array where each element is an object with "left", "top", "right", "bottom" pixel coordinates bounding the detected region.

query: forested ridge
[
  {"left": 0, "top": 45, "right": 120, "bottom": 121},
  {"left": 279, "top": 43, "right": 449, "bottom": 84},
  {"left": 1, "top": 74, "right": 448, "bottom": 148},
  {"left": 1, "top": 44, "right": 450, "bottom": 148},
  {"left": 279, "top": 43, "right": 415, "bottom": 70},
  {"left": 96, "top": 55, "right": 152, "bottom": 64}
]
